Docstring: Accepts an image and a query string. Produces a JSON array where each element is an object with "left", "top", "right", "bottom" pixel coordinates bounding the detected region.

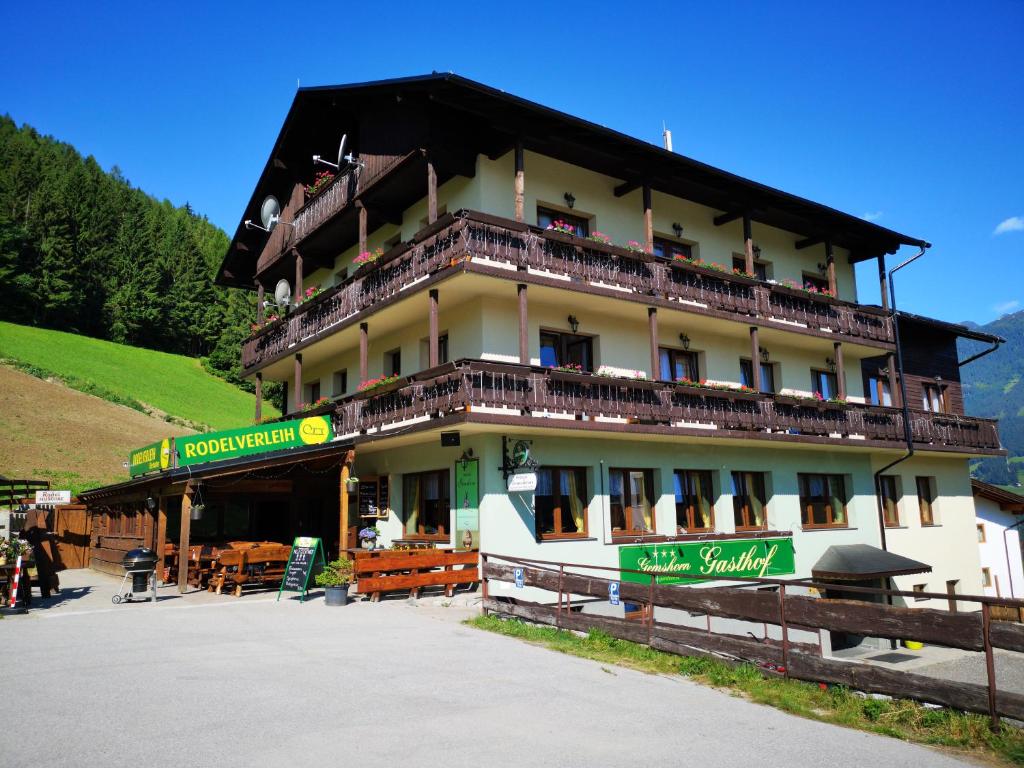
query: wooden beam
[
  {"left": 359, "top": 322, "right": 368, "bottom": 383},
  {"left": 339, "top": 463, "right": 350, "bottom": 559},
  {"left": 254, "top": 372, "right": 263, "bottom": 423},
  {"left": 256, "top": 282, "right": 265, "bottom": 324},
  {"left": 825, "top": 241, "right": 837, "bottom": 295},
  {"left": 887, "top": 352, "right": 900, "bottom": 408},
  {"left": 614, "top": 181, "right": 640, "bottom": 198},
  {"left": 648, "top": 308, "right": 659, "bottom": 380},
  {"left": 358, "top": 202, "right": 368, "bottom": 254},
  {"left": 834, "top": 342, "right": 846, "bottom": 401},
  {"left": 743, "top": 214, "right": 754, "bottom": 275},
  {"left": 177, "top": 486, "right": 193, "bottom": 593},
  {"left": 518, "top": 284, "right": 529, "bottom": 364},
  {"left": 429, "top": 289, "right": 439, "bottom": 367},
  {"left": 642, "top": 185, "right": 653, "bottom": 253},
  {"left": 294, "top": 250, "right": 303, "bottom": 297},
  {"left": 795, "top": 237, "right": 822, "bottom": 250},
  {"left": 513, "top": 140, "right": 525, "bottom": 223},
  {"left": 878, "top": 254, "right": 889, "bottom": 310},
  {"left": 713, "top": 210, "right": 743, "bottom": 226},
  {"left": 155, "top": 495, "right": 167, "bottom": 585},
  {"left": 750, "top": 327, "right": 762, "bottom": 392},
  {"left": 427, "top": 155, "right": 438, "bottom": 225}
]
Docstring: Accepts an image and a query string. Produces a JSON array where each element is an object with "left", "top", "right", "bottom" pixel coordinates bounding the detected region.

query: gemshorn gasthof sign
[{"left": 618, "top": 537, "right": 795, "bottom": 585}]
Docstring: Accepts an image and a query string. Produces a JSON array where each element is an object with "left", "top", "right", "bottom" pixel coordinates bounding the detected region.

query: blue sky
[{"left": 1, "top": 1, "right": 1021, "bottom": 325}]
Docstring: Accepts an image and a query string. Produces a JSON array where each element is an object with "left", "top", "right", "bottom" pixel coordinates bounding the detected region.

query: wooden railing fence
[{"left": 480, "top": 553, "right": 1024, "bottom": 729}]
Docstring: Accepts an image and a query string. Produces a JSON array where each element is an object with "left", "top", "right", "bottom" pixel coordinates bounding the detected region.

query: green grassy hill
[{"left": 0, "top": 321, "right": 276, "bottom": 431}]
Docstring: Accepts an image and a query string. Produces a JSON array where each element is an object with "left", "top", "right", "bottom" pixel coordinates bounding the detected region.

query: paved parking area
[{"left": 1, "top": 570, "right": 983, "bottom": 768}]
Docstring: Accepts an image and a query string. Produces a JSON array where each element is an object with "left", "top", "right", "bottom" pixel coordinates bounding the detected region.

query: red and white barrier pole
[{"left": 9, "top": 554, "right": 23, "bottom": 608}]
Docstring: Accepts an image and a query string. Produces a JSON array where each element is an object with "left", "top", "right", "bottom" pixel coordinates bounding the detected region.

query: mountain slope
[
  {"left": 0, "top": 321, "right": 276, "bottom": 431},
  {"left": 959, "top": 309, "right": 1024, "bottom": 484}
]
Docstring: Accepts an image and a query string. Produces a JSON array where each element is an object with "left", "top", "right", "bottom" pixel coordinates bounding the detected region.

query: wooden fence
[
  {"left": 355, "top": 548, "right": 479, "bottom": 601},
  {"left": 480, "top": 553, "right": 1024, "bottom": 728},
  {"left": 0, "top": 478, "right": 49, "bottom": 508}
]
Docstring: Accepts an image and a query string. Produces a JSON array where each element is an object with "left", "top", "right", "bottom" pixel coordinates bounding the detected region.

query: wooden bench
[
  {"left": 207, "top": 544, "right": 293, "bottom": 597},
  {"left": 354, "top": 549, "right": 479, "bottom": 602}
]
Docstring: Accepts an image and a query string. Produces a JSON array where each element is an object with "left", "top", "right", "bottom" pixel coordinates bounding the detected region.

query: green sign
[
  {"left": 454, "top": 459, "right": 479, "bottom": 550},
  {"left": 176, "top": 415, "right": 333, "bottom": 467},
  {"left": 129, "top": 438, "right": 172, "bottom": 477},
  {"left": 618, "top": 537, "right": 795, "bottom": 585}
]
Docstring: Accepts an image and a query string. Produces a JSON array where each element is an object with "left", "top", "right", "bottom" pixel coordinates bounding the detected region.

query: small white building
[{"left": 971, "top": 479, "right": 1024, "bottom": 599}]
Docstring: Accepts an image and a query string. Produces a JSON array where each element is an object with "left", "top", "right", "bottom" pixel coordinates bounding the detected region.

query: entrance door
[{"left": 823, "top": 578, "right": 886, "bottom": 651}]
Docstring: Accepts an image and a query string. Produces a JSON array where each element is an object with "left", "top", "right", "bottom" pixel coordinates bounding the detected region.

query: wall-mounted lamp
[
  {"left": 459, "top": 448, "right": 475, "bottom": 470},
  {"left": 145, "top": 495, "right": 157, "bottom": 512},
  {"left": 563, "top": 192, "right": 576, "bottom": 209},
  {"left": 759, "top": 346, "right": 770, "bottom": 364},
  {"left": 826, "top": 357, "right": 836, "bottom": 373},
  {"left": 679, "top": 333, "right": 690, "bottom": 350},
  {"left": 567, "top": 315, "right": 580, "bottom": 334},
  {"left": 752, "top": 245, "right": 762, "bottom": 259},
  {"left": 817, "top": 262, "right": 828, "bottom": 276},
  {"left": 672, "top": 222, "right": 684, "bottom": 238}
]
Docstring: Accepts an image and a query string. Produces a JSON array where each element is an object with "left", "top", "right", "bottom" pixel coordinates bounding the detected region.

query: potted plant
[
  {"left": 358, "top": 526, "right": 380, "bottom": 550},
  {"left": 315, "top": 557, "right": 355, "bottom": 606}
]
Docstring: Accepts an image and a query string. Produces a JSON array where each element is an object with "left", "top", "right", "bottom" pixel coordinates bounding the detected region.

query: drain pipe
[
  {"left": 873, "top": 244, "right": 929, "bottom": 552},
  {"left": 1005, "top": 518, "right": 1024, "bottom": 599}
]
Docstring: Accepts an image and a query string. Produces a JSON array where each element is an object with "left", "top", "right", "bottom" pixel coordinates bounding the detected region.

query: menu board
[
  {"left": 277, "top": 536, "right": 325, "bottom": 602},
  {"left": 357, "top": 476, "right": 389, "bottom": 518}
]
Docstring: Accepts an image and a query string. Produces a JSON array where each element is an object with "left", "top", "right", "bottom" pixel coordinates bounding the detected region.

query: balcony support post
[
  {"left": 517, "top": 284, "right": 529, "bottom": 364},
  {"left": 826, "top": 240, "right": 837, "bottom": 296},
  {"left": 294, "top": 250, "right": 303, "bottom": 298},
  {"left": 743, "top": 214, "right": 755, "bottom": 275},
  {"left": 254, "top": 372, "right": 263, "bottom": 423},
  {"left": 648, "top": 308, "right": 659, "bottom": 380},
  {"left": 643, "top": 185, "right": 654, "bottom": 253},
  {"left": 427, "top": 154, "right": 438, "bottom": 225},
  {"left": 833, "top": 342, "right": 846, "bottom": 400},
  {"left": 358, "top": 201, "right": 368, "bottom": 255},
  {"left": 359, "top": 322, "right": 369, "bottom": 383},
  {"left": 294, "top": 353, "right": 302, "bottom": 411},
  {"left": 749, "top": 326, "right": 762, "bottom": 392},
  {"left": 887, "top": 352, "right": 900, "bottom": 408},
  {"left": 429, "top": 289, "right": 440, "bottom": 367},
  {"left": 877, "top": 254, "right": 889, "bottom": 311},
  {"left": 256, "top": 281, "right": 265, "bottom": 323},
  {"left": 514, "top": 140, "right": 525, "bottom": 223}
]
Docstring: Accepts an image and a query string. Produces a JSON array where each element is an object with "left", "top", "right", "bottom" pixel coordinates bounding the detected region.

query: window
[
  {"left": 740, "top": 358, "right": 776, "bottom": 393},
  {"left": 867, "top": 375, "right": 892, "bottom": 407},
  {"left": 913, "top": 584, "right": 927, "bottom": 601},
  {"left": 982, "top": 568, "right": 992, "bottom": 587},
  {"left": 802, "top": 272, "right": 829, "bottom": 292},
  {"left": 977, "top": 523, "right": 986, "bottom": 543},
  {"left": 732, "top": 471, "right": 767, "bottom": 530},
  {"left": 333, "top": 267, "right": 349, "bottom": 286},
  {"left": 798, "top": 473, "right": 848, "bottom": 528},
  {"left": 609, "top": 468, "right": 655, "bottom": 535},
  {"left": 535, "top": 467, "right": 588, "bottom": 539},
  {"left": 307, "top": 381, "right": 321, "bottom": 404},
  {"left": 421, "top": 333, "right": 450, "bottom": 368},
  {"left": 674, "top": 470, "right": 715, "bottom": 532},
  {"left": 812, "top": 369, "right": 839, "bottom": 400},
  {"left": 917, "top": 476, "right": 936, "bottom": 525},
  {"left": 879, "top": 475, "right": 900, "bottom": 527},
  {"left": 537, "top": 206, "right": 589, "bottom": 237},
  {"left": 540, "top": 330, "right": 594, "bottom": 372},
  {"left": 922, "top": 383, "right": 945, "bottom": 413},
  {"left": 332, "top": 369, "right": 348, "bottom": 397},
  {"left": 731, "top": 256, "right": 768, "bottom": 280},
  {"left": 659, "top": 347, "right": 699, "bottom": 382},
  {"left": 653, "top": 237, "right": 693, "bottom": 261},
  {"left": 385, "top": 348, "right": 401, "bottom": 376},
  {"left": 438, "top": 334, "right": 449, "bottom": 365},
  {"left": 403, "top": 470, "right": 450, "bottom": 540}
]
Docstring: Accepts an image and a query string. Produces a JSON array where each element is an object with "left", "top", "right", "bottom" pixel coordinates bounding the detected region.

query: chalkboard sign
[
  {"left": 358, "top": 479, "right": 379, "bottom": 518},
  {"left": 276, "top": 536, "right": 325, "bottom": 602}
]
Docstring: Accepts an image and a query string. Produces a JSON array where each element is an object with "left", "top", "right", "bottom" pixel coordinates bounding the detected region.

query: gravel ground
[
  {"left": 1, "top": 571, "right": 983, "bottom": 768},
  {"left": 914, "top": 648, "right": 1024, "bottom": 696}
]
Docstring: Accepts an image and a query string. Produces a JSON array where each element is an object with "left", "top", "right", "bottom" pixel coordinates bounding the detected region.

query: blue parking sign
[
  {"left": 514, "top": 567, "right": 524, "bottom": 589},
  {"left": 609, "top": 581, "right": 620, "bottom": 606}
]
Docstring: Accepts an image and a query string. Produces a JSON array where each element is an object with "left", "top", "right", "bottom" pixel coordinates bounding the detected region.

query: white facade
[{"left": 974, "top": 491, "right": 1024, "bottom": 599}]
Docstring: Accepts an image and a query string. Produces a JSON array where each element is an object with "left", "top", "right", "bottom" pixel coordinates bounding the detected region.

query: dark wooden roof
[
  {"left": 896, "top": 310, "right": 1005, "bottom": 345},
  {"left": 219, "top": 73, "right": 928, "bottom": 288},
  {"left": 972, "top": 479, "right": 1024, "bottom": 512}
]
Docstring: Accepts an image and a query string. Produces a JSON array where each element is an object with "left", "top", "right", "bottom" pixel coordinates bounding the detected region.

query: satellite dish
[
  {"left": 337, "top": 134, "right": 347, "bottom": 167},
  {"left": 260, "top": 196, "right": 281, "bottom": 231},
  {"left": 274, "top": 279, "right": 292, "bottom": 308}
]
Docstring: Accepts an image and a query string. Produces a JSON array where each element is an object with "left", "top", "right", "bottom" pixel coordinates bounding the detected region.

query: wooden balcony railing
[
  {"left": 331, "top": 360, "right": 1002, "bottom": 454},
  {"left": 243, "top": 211, "right": 896, "bottom": 370}
]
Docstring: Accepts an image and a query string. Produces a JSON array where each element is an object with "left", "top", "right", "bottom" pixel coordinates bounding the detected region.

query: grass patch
[
  {"left": 468, "top": 615, "right": 1024, "bottom": 766},
  {"left": 0, "top": 321, "right": 276, "bottom": 430}
]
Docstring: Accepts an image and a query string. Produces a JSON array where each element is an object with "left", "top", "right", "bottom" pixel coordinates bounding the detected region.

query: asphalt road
[{"left": 4, "top": 587, "right": 978, "bottom": 768}]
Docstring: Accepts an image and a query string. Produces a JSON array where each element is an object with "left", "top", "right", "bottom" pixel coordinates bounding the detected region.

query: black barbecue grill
[{"left": 113, "top": 547, "right": 159, "bottom": 604}]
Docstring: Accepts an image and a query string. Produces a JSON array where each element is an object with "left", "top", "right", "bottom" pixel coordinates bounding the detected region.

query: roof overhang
[
  {"left": 972, "top": 479, "right": 1024, "bottom": 513},
  {"left": 812, "top": 544, "right": 932, "bottom": 580},
  {"left": 218, "top": 73, "right": 928, "bottom": 289}
]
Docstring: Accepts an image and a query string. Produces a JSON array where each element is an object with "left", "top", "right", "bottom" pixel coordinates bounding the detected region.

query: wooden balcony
[
  {"left": 331, "top": 360, "right": 1002, "bottom": 455},
  {"left": 243, "top": 210, "right": 895, "bottom": 371}
]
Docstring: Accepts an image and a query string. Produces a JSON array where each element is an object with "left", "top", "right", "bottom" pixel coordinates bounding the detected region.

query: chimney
[{"left": 662, "top": 125, "right": 673, "bottom": 152}]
